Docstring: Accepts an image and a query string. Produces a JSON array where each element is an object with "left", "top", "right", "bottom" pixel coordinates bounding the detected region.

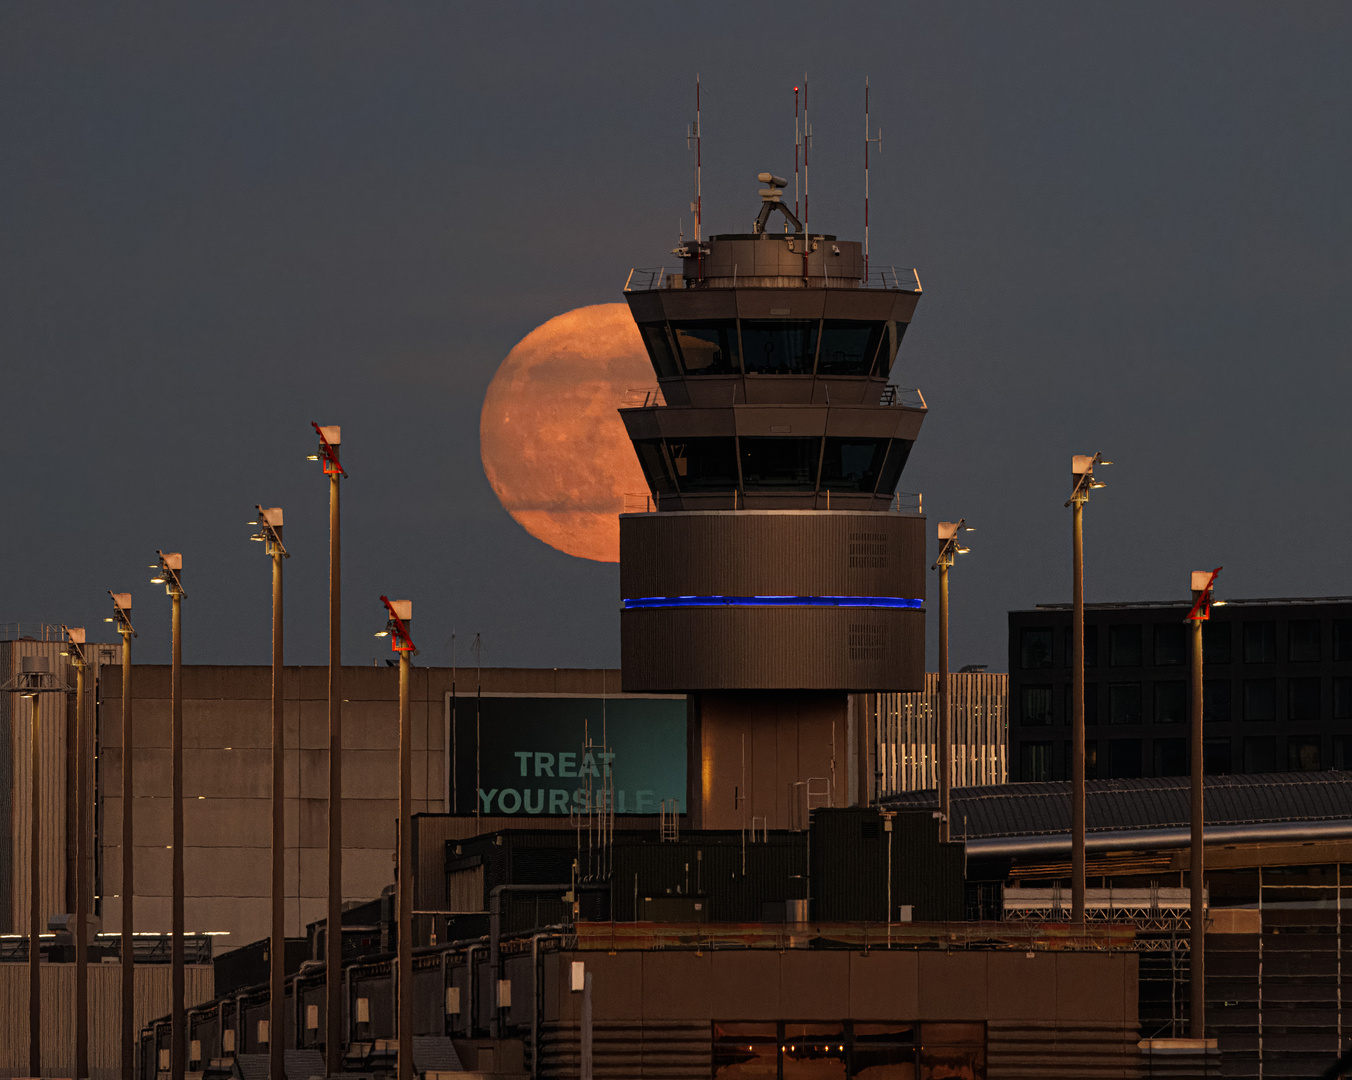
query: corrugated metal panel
[
  {"left": 875, "top": 672, "right": 1009, "bottom": 793},
  {"left": 622, "top": 606, "right": 924, "bottom": 691},
  {"left": 0, "top": 961, "right": 213, "bottom": 1078}
]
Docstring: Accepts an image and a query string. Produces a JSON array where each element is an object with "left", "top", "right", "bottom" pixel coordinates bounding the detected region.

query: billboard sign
[{"left": 445, "top": 692, "right": 686, "bottom": 815}]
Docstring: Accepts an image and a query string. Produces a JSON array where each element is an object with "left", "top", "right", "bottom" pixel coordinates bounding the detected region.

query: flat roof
[{"left": 1014, "top": 595, "right": 1352, "bottom": 613}]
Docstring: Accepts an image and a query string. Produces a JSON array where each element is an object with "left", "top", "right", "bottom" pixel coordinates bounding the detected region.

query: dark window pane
[
  {"left": 1288, "top": 677, "right": 1321, "bottom": 722},
  {"left": 853, "top": 1024, "right": 916, "bottom": 1080},
  {"left": 638, "top": 323, "right": 680, "bottom": 378},
  {"left": 632, "top": 439, "right": 676, "bottom": 495},
  {"left": 1334, "top": 620, "right": 1352, "bottom": 661},
  {"left": 874, "top": 440, "right": 913, "bottom": 496},
  {"left": 1204, "top": 738, "right": 1232, "bottom": 775},
  {"left": 666, "top": 437, "right": 739, "bottom": 492},
  {"left": 1334, "top": 735, "right": 1352, "bottom": 770},
  {"left": 1154, "top": 624, "right": 1187, "bottom": 666},
  {"left": 1243, "top": 621, "right": 1276, "bottom": 664},
  {"left": 670, "top": 321, "right": 740, "bottom": 375},
  {"left": 1244, "top": 679, "right": 1276, "bottom": 721},
  {"left": 816, "top": 320, "right": 885, "bottom": 376},
  {"left": 1244, "top": 736, "right": 1276, "bottom": 774},
  {"left": 1204, "top": 680, "right": 1232, "bottom": 723},
  {"left": 874, "top": 321, "right": 908, "bottom": 379},
  {"left": 740, "top": 320, "right": 819, "bottom": 374},
  {"left": 1203, "top": 622, "right": 1231, "bottom": 665},
  {"left": 1155, "top": 681, "right": 1187, "bottom": 724},
  {"left": 1020, "top": 742, "right": 1052, "bottom": 781},
  {"left": 1020, "top": 629, "right": 1053, "bottom": 669},
  {"left": 713, "top": 1022, "right": 777, "bottom": 1080},
  {"left": 1109, "top": 683, "right": 1142, "bottom": 725},
  {"left": 1021, "top": 686, "right": 1053, "bottom": 726},
  {"left": 1334, "top": 677, "right": 1352, "bottom": 719},
  {"left": 1064, "top": 625, "right": 1099, "bottom": 667},
  {"left": 819, "top": 438, "right": 889, "bottom": 493},
  {"left": 1108, "top": 739, "right": 1142, "bottom": 779},
  {"left": 1109, "top": 625, "right": 1142, "bottom": 667},
  {"left": 1154, "top": 738, "right": 1188, "bottom": 777},
  {"left": 1288, "top": 619, "right": 1321, "bottom": 662},
  {"left": 1064, "top": 684, "right": 1098, "bottom": 726},
  {"left": 1287, "top": 737, "right": 1321, "bottom": 772},
  {"left": 1086, "top": 740, "right": 1098, "bottom": 779},
  {"left": 739, "top": 437, "right": 819, "bottom": 489}
]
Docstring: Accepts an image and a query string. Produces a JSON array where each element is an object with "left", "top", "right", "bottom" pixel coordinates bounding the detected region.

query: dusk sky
[{"left": 4, "top": 4, "right": 1351, "bottom": 673}]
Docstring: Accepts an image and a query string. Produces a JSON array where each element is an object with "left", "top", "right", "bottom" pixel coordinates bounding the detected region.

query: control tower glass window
[
  {"left": 638, "top": 323, "right": 680, "bottom": 378},
  {"left": 817, "top": 320, "right": 885, "bottom": 377},
  {"left": 741, "top": 320, "right": 820, "bottom": 375},
  {"left": 875, "top": 321, "right": 908, "bottom": 379},
  {"left": 819, "top": 438, "right": 889, "bottom": 493},
  {"left": 666, "top": 437, "right": 739, "bottom": 492},
  {"left": 874, "top": 439, "right": 913, "bottom": 495},
  {"left": 740, "top": 436, "right": 820, "bottom": 489},
  {"left": 632, "top": 439, "right": 677, "bottom": 495},
  {"left": 670, "top": 321, "right": 741, "bottom": 375}
]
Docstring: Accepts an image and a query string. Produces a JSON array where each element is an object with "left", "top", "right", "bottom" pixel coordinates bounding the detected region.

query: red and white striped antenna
[
  {"left": 686, "top": 75, "right": 702, "bottom": 244},
  {"left": 864, "top": 77, "right": 883, "bottom": 283},
  {"left": 794, "top": 84, "right": 800, "bottom": 220},
  {"left": 802, "top": 74, "right": 811, "bottom": 236}
]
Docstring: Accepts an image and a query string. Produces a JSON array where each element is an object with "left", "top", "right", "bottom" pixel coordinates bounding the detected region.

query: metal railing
[
  {"left": 890, "top": 492, "right": 922, "bottom": 514},
  {"left": 625, "top": 264, "right": 921, "bottom": 292},
  {"left": 622, "top": 493, "right": 658, "bottom": 513},
  {"left": 880, "top": 385, "right": 927, "bottom": 409},
  {"left": 623, "top": 267, "right": 667, "bottom": 292},
  {"left": 621, "top": 386, "right": 664, "bottom": 408},
  {"left": 861, "top": 266, "right": 923, "bottom": 292}
]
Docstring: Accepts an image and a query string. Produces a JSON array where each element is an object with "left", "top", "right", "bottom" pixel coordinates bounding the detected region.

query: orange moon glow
[{"left": 480, "top": 303, "right": 653, "bottom": 562}]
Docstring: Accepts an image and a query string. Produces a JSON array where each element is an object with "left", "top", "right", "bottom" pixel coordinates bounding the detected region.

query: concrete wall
[{"left": 99, "top": 665, "right": 623, "bottom": 950}]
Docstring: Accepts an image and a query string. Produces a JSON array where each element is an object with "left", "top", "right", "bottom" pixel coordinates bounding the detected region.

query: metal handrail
[
  {"left": 623, "top": 267, "right": 667, "bottom": 292},
  {"left": 621, "top": 387, "right": 664, "bottom": 408},
  {"left": 880, "top": 386, "right": 927, "bottom": 410},
  {"left": 622, "top": 493, "right": 657, "bottom": 513}
]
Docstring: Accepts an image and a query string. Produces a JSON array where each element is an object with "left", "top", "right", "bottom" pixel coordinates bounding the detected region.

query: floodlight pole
[
  {"left": 65, "top": 626, "right": 91, "bottom": 1080},
  {"left": 1187, "top": 567, "right": 1220, "bottom": 1039},
  {"left": 311, "top": 423, "right": 346, "bottom": 1073},
  {"left": 379, "top": 597, "right": 416, "bottom": 1080},
  {"left": 152, "top": 552, "right": 188, "bottom": 1080},
  {"left": 932, "top": 520, "right": 971, "bottom": 845},
  {"left": 110, "top": 593, "right": 136, "bottom": 1080},
  {"left": 28, "top": 685, "right": 41, "bottom": 1076},
  {"left": 252, "top": 509, "right": 289, "bottom": 1080},
  {"left": 1066, "top": 454, "right": 1108, "bottom": 927}
]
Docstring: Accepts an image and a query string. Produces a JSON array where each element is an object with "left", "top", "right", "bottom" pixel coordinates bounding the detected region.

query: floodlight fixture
[
  {"left": 378, "top": 596, "right": 417, "bottom": 655},
  {"left": 1066, "top": 452, "right": 1111, "bottom": 507},
  {"left": 310, "top": 422, "right": 346, "bottom": 477},
  {"left": 61, "top": 625, "right": 89, "bottom": 667},
  {"left": 151, "top": 551, "right": 185, "bottom": 598},
  {"left": 932, "top": 518, "right": 973, "bottom": 571},
  {"left": 250, "top": 506, "right": 289, "bottom": 559},
  {"left": 1186, "top": 567, "right": 1223, "bottom": 623}
]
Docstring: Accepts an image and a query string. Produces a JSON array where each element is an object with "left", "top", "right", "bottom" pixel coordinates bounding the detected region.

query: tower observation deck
[{"left": 617, "top": 173, "right": 928, "bottom": 827}]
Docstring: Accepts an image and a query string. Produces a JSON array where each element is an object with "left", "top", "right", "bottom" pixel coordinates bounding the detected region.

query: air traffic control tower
[{"left": 619, "top": 173, "right": 928, "bottom": 830}]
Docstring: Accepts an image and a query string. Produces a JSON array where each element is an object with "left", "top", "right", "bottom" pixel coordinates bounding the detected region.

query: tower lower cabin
[{"left": 619, "top": 175, "right": 929, "bottom": 829}]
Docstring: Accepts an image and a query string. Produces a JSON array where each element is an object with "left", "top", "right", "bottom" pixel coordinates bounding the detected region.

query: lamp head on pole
[
  {"left": 932, "top": 518, "right": 973, "bottom": 570},
  {"left": 151, "top": 551, "right": 186, "bottom": 598},
  {"left": 378, "top": 596, "right": 417, "bottom": 656},
  {"left": 249, "top": 505, "right": 289, "bottom": 559},
  {"left": 1186, "top": 567, "right": 1223, "bottom": 622},
  {"left": 1067, "top": 452, "right": 1112, "bottom": 507},
  {"left": 61, "top": 625, "right": 89, "bottom": 666},
  {"left": 107, "top": 592, "right": 136, "bottom": 637},
  {"left": 310, "top": 422, "right": 345, "bottom": 477}
]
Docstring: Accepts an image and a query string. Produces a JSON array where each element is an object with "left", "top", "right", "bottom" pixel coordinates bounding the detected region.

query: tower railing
[{"left": 623, "top": 265, "right": 922, "bottom": 292}]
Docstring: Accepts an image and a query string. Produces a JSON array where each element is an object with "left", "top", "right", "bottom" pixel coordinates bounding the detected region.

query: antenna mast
[
  {"left": 794, "top": 85, "right": 800, "bottom": 220},
  {"left": 864, "top": 77, "right": 882, "bottom": 283},
  {"left": 687, "top": 75, "right": 703, "bottom": 279}
]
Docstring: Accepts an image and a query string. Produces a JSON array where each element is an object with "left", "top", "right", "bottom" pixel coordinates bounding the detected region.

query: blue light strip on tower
[{"left": 622, "top": 595, "right": 924, "bottom": 610}]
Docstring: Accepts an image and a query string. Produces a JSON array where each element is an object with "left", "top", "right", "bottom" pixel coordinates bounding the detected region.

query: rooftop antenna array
[
  {"left": 572, "top": 715, "right": 615, "bottom": 883},
  {"left": 864, "top": 76, "right": 882, "bottom": 283},
  {"left": 686, "top": 75, "right": 703, "bottom": 280}
]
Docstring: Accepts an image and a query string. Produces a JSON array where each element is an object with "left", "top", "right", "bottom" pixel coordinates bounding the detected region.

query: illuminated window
[
  {"left": 713, "top": 1023, "right": 777, "bottom": 1080},
  {"left": 783, "top": 1023, "right": 846, "bottom": 1080}
]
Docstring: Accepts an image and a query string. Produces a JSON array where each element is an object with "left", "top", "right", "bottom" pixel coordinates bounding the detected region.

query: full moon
[{"left": 480, "top": 303, "right": 653, "bottom": 563}]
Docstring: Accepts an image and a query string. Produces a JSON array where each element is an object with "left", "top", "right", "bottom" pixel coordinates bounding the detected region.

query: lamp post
[
  {"left": 251, "top": 508, "right": 289, "bottom": 1079},
  {"left": 1186, "top": 567, "right": 1221, "bottom": 1039},
  {"left": 151, "top": 550, "right": 186, "bottom": 1078},
  {"left": 932, "top": 520, "right": 973, "bottom": 844},
  {"left": 308, "top": 423, "right": 345, "bottom": 1071},
  {"left": 1065, "top": 453, "right": 1109, "bottom": 926},
  {"left": 377, "top": 598, "right": 416, "bottom": 1080},
  {"left": 106, "top": 592, "right": 136, "bottom": 1080},
  {"left": 62, "top": 625, "right": 92, "bottom": 1080}
]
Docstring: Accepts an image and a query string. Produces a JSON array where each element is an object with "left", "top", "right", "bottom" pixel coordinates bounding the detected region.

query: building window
[
  {"left": 1288, "top": 677, "right": 1321, "bottom": 722},
  {"left": 782, "top": 1023, "right": 846, "bottom": 1080},
  {"left": 1154, "top": 623, "right": 1186, "bottom": 666},
  {"left": 1109, "top": 625, "right": 1142, "bottom": 667},
  {"left": 740, "top": 437, "right": 820, "bottom": 490},
  {"left": 713, "top": 1022, "right": 778, "bottom": 1080},
  {"left": 1288, "top": 619, "right": 1321, "bottom": 662},
  {"left": 1203, "top": 622, "right": 1231, "bottom": 665},
  {"left": 1066, "top": 740, "right": 1098, "bottom": 780},
  {"left": 1204, "top": 680, "right": 1232, "bottom": 723},
  {"left": 632, "top": 439, "right": 678, "bottom": 495},
  {"left": 1064, "top": 684, "right": 1098, "bottom": 726},
  {"left": 669, "top": 321, "right": 741, "bottom": 375},
  {"left": 1153, "top": 738, "right": 1188, "bottom": 777},
  {"left": 818, "top": 437, "right": 889, "bottom": 494},
  {"left": 817, "top": 320, "right": 886, "bottom": 376},
  {"left": 1154, "top": 681, "right": 1186, "bottom": 724},
  {"left": 1020, "top": 628, "right": 1053, "bottom": 669},
  {"left": 918, "top": 1023, "right": 986, "bottom": 1079},
  {"left": 1334, "top": 677, "right": 1352, "bottom": 719},
  {"left": 637, "top": 322, "right": 681, "bottom": 378},
  {"left": 1335, "top": 736, "right": 1352, "bottom": 771},
  {"left": 1063, "top": 624, "right": 1099, "bottom": 668},
  {"left": 851, "top": 1024, "right": 917, "bottom": 1080},
  {"left": 1108, "top": 683, "right": 1142, "bottom": 725},
  {"left": 666, "top": 437, "right": 739, "bottom": 492},
  {"left": 1204, "top": 738, "right": 1232, "bottom": 775},
  {"left": 1243, "top": 679, "right": 1277, "bottom": 721},
  {"left": 1243, "top": 621, "right": 1276, "bottom": 664},
  {"left": 1021, "top": 742, "right": 1052, "bottom": 782},
  {"left": 1108, "top": 739, "right": 1142, "bottom": 779},
  {"left": 874, "top": 439, "right": 913, "bottom": 496},
  {"left": 1020, "top": 686, "right": 1053, "bottom": 726},
  {"left": 1335, "top": 620, "right": 1352, "bottom": 662},
  {"left": 740, "top": 320, "right": 820, "bottom": 375},
  {"left": 1243, "top": 736, "right": 1276, "bottom": 774},
  {"left": 1287, "top": 737, "right": 1321, "bottom": 772}
]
